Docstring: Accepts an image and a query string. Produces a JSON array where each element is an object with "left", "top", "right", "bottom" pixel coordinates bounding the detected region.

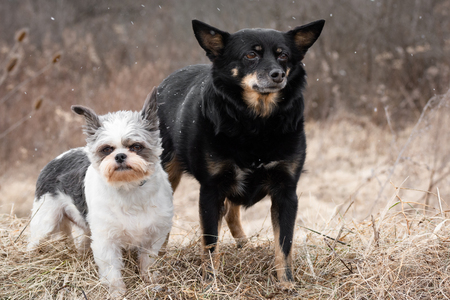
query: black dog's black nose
[
  {"left": 115, "top": 153, "right": 127, "bottom": 163},
  {"left": 269, "top": 69, "right": 286, "bottom": 83}
]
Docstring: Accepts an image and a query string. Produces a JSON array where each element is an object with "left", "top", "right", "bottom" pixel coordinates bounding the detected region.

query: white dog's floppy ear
[
  {"left": 140, "top": 87, "right": 159, "bottom": 132},
  {"left": 192, "top": 19, "right": 230, "bottom": 61},
  {"left": 71, "top": 105, "right": 102, "bottom": 136}
]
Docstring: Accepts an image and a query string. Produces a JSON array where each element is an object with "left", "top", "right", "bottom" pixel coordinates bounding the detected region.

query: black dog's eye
[
  {"left": 101, "top": 146, "right": 114, "bottom": 155},
  {"left": 278, "top": 53, "right": 288, "bottom": 61},
  {"left": 130, "top": 143, "right": 143, "bottom": 152},
  {"left": 245, "top": 52, "right": 258, "bottom": 60}
]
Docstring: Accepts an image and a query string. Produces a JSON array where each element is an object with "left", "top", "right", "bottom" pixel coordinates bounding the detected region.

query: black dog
[{"left": 156, "top": 19, "right": 324, "bottom": 286}]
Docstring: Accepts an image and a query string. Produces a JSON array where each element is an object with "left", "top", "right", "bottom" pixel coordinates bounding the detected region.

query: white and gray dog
[{"left": 27, "top": 88, "right": 173, "bottom": 296}]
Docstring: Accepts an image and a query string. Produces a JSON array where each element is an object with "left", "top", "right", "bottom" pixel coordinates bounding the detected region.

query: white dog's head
[{"left": 72, "top": 89, "right": 161, "bottom": 189}]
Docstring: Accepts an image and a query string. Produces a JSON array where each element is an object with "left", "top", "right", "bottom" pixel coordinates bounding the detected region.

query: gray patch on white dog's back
[{"left": 35, "top": 148, "right": 90, "bottom": 218}]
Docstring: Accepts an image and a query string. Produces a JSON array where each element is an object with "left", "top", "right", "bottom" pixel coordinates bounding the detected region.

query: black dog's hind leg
[
  {"left": 224, "top": 199, "right": 248, "bottom": 248},
  {"left": 199, "top": 184, "right": 226, "bottom": 278},
  {"left": 162, "top": 151, "right": 183, "bottom": 192},
  {"left": 157, "top": 152, "right": 183, "bottom": 256},
  {"left": 270, "top": 188, "right": 298, "bottom": 287}
]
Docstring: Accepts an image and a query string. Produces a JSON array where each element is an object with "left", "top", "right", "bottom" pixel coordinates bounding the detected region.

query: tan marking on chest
[{"left": 241, "top": 73, "right": 279, "bottom": 118}]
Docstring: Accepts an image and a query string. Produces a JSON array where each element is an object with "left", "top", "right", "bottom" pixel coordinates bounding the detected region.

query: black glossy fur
[{"left": 157, "top": 19, "right": 324, "bottom": 284}]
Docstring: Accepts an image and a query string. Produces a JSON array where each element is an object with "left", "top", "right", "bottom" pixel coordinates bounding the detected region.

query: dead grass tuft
[{"left": 2, "top": 189, "right": 450, "bottom": 300}]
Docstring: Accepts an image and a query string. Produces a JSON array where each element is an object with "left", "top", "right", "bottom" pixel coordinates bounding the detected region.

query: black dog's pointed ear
[
  {"left": 286, "top": 19, "right": 325, "bottom": 60},
  {"left": 71, "top": 105, "right": 101, "bottom": 136},
  {"left": 140, "top": 87, "right": 159, "bottom": 131},
  {"left": 192, "top": 19, "right": 230, "bottom": 61}
]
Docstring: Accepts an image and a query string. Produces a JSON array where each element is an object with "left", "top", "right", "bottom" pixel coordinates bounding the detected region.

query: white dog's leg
[
  {"left": 27, "top": 195, "right": 63, "bottom": 251},
  {"left": 91, "top": 237, "right": 126, "bottom": 296},
  {"left": 63, "top": 204, "right": 90, "bottom": 254},
  {"left": 139, "top": 251, "right": 157, "bottom": 283},
  {"left": 139, "top": 235, "right": 166, "bottom": 283},
  {"left": 138, "top": 248, "right": 158, "bottom": 283},
  {"left": 72, "top": 226, "right": 91, "bottom": 254},
  {"left": 59, "top": 217, "right": 75, "bottom": 247}
]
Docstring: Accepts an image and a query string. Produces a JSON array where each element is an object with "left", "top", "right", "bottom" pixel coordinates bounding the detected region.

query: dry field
[
  {"left": 1, "top": 90, "right": 450, "bottom": 299},
  {"left": 1, "top": 2, "right": 450, "bottom": 297}
]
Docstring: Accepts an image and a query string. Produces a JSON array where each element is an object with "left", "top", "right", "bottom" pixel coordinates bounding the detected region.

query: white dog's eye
[
  {"left": 101, "top": 146, "right": 114, "bottom": 155},
  {"left": 130, "top": 143, "right": 143, "bottom": 152}
]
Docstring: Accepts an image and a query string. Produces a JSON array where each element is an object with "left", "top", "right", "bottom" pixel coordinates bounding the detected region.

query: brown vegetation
[
  {"left": 2, "top": 183, "right": 450, "bottom": 299},
  {"left": 1, "top": 1, "right": 449, "bottom": 168},
  {"left": 1, "top": 1, "right": 450, "bottom": 299}
]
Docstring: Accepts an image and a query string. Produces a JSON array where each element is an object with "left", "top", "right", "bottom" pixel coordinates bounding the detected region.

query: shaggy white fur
[{"left": 27, "top": 90, "right": 173, "bottom": 297}]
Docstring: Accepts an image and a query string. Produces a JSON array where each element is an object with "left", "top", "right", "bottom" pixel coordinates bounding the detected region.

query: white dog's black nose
[
  {"left": 269, "top": 69, "right": 285, "bottom": 83},
  {"left": 115, "top": 153, "right": 127, "bottom": 163}
]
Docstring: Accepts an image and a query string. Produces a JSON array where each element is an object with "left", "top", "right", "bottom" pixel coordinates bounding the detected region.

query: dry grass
[
  {"left": 1, "top": 3, "right": 450, "bottom": 299},
  {"left": 2, "top": 184, "right": 450, "bottom": 300},
  {"left": 1, "top": 12, "right": 450, "bottom": 297},
  {"left": 2, "top": 91, "right": 450, "bottom": 299},
  {"left": 1, "top": 91, "right": 450, "bottom": 299},
  {"left": 0, "top": 92, "right": 450, "bottom": 299}
]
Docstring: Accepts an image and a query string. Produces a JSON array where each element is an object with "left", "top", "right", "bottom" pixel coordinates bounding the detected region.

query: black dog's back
[
  {"left": 156, "top": 19, "right": 324, "bottom": 285},
  {"left": 157, "top": 64, "right": 212, "bottom": 146},
  {"left": 157, "top": 64, "right": 213, "bottom": 182}
]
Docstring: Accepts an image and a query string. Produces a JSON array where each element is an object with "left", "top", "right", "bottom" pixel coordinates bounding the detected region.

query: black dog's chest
[
  {"left": 222, "top": 164, "right": 265, "bottom": 205},
  {"left": 208, "top": 158, "right": 297, "bottom": 207},
  {"left": 200, "top": 124, "right": 305, "bottom": 207}
]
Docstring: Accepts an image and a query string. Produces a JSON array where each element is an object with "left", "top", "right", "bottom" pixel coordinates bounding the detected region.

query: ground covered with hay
[
  {"left": 2, "top": 91, "right": 450, "bottom": 299},
  {"left": 2, "top": 3, "right": 450, "bottom": 299},
  {"left": 2, "top": 189, "right": 450, "bottom": 299}
]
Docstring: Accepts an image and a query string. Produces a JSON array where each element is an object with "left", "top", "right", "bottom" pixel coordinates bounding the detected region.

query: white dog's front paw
[
  {"left": 141, "top": 269, "right": 161, "bottom": 284},
  {"left": 99, "top": 276, "right": 126, "bottom": 299},
  {"left": 108, "top": 281, "right": 126, "bottom": 299},
  {"left": 26, "top": 243, "right": 38, "bottom": 252}
]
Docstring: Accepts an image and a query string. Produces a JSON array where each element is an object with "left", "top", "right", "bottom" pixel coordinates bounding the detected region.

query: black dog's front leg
[
  {"left": 270, "top": 187, "right": 298, "bottom": 287},
  {"left": 199, "top": 184, "right": 225, "bottom": 274}
]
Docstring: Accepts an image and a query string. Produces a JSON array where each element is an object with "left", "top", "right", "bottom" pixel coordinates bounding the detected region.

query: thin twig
[
  {"left": 0, "top": 63, "right": 52, "bottom": 105},
  {"left": 385, "top": 253, "right": 405, "bottom": 296},
  {"left": 393, "top": 180, "right": 411, "bottom": 235},
  {"left": 299, "top": 225, "right": 348, "bottom": 246},
  {"left": 324, "top": 238, "right": 353, "bottom": 274},
  {"left": 371, "top": 215, "right": 379, "bottom": 247},
  {"left": 437, "top": 187, "right": 444, "bottom": 218},
  {"left": 14, "top": 195, "right": 45, "bottom": 243},
  {"left": 303, "top": 235, "right": 316, "bottom": 278},
  {"left": 331, "top": 224, "right": 345, "bottom": 251},
  {"left": 342, "top": 201, "right": 354, "bottom": 219},
  {"left": 0, "top": 110, "right": 35, "bottom": 140},
  {"left": 56, "top": 284, "right": 89, "bottom": 300},
  {"left": 368, "top": 97, "right": 437, "bottom": 216}
]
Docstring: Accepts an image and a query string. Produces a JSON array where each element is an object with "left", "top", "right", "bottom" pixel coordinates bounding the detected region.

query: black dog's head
[{"left": 192, "top": 20, "right": 325, "bottom": 118}]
